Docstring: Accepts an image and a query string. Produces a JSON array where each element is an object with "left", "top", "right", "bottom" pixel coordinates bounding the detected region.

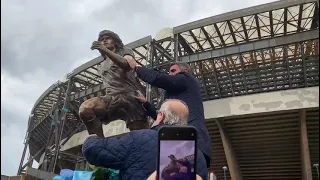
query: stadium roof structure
[{"left": 19, "top": 0, "right": 319, "bottom": 177}]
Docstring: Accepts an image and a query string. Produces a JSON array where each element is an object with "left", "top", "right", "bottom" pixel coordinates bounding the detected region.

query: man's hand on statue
[
  {"left": 127, "top": 58, "right": 137, "bottom": 70},
  {"left": 135, "top": 95, "right": 147, "bottom": 103}
]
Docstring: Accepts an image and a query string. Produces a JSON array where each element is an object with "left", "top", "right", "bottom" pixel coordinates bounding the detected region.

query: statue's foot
[
  {"left": 79, "top": 111, "right": 104, "bottom": 137},
  {"left": 83, "top": 117, "right": 104, "bottom": 137}
]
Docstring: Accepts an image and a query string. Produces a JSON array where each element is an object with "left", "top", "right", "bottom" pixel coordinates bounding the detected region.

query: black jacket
[{"left": 136, "top": 66, "right": 212, "bottom": 167}]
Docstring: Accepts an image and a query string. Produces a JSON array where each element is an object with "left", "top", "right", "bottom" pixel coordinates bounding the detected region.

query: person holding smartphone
[
  {"left": 131, "top": 62, "right": 212, "bottom": 168},
  {"left": 147, "top": 171, "right": 203, "bottom": 180},
  {"left": 82, "top": 99, "right": 208, "bottom": 180}
]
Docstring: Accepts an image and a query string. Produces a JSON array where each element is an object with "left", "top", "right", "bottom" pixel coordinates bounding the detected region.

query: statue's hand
[
  {"left": 91, "top": 41, "right": 106, "bottom": 52},
  {"left": 91, "top": 41, "right": 107, "bottom": 59}
]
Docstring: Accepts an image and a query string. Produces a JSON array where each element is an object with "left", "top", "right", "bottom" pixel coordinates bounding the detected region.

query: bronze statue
[
  {"left": 161, "top": 155, "right": 181, "bottom": 178},
  {"left": 161, "top": 154, "right": 195, "bottom": 179},
  {"left": 79, "top": 30, "right": 149, "bottom": 137}
]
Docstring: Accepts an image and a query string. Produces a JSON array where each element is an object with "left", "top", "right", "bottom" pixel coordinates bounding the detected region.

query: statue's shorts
[{"left": 100, "top": 92, "right": 148, "bottom": 127}]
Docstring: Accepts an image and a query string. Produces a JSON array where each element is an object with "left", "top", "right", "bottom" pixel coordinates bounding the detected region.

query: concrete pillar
[
  {"left": 215, "top": 119, "right": 243, "bottom": 180},
  {"left": 299, "top": 109, "right": 313, "bottom": 180}
]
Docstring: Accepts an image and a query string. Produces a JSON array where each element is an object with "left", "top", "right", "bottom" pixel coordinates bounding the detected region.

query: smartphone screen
[{"left": 157, "top": 126, "right": 197, "bottom": 180}]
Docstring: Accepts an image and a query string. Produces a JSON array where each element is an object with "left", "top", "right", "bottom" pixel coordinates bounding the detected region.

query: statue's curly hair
[{"left": 98, "top": 30, "right": 124, "bottom": 50}]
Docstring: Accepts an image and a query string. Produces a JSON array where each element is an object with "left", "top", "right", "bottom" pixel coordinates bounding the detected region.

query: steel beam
[
  {"left": 146, "top": 41, "right": 154, "bottom": 103},
  {"left": 66, "top": 31, "right": 319, "bottom": 103},
  {"left": 153, "top": 42, "right": 173, "bottom": 61},
  {"left": 173, "top": 0, "right": 317, "bottom": 34},
  {"left": 20, "top": 147, "right": 45, "bottom": 170},
  {"left": 42, "top": 86, "right": 64, "bottom": 172},
  {"left": 49, "top": 80, "right": 72, "bottom": 172},
  {"left": 60, "top": 124, "right": 84, "bottom": 147},
  {"left": 41, "top": 109, "right": 59, "bottom": 171},
  {"left": 30, "top": 81, "right": 60, "bottom": 114},
  {"left": 29, "top": 116, "right": 52, "bottom": 134},
  {"left": 17, "top": 143, "right": 28, "bottom": 175},
  {"left": 301, "top": 43, "right": 308, "bottom": 87},
  {"left": 126, "top": 35, "right": 152, "bottom": 49},
  {"left": 173, "top": 34, "right": 179, "bottom": 61},
  {"left": 69, "top": 83, "right": 104, "bottom": 101},
  {"left": 17, "top": 115, "right": 33, "bottom": 175},
  {"left": 67, "top": 56, "right": 104, "bottom": 79},
  {"left": 179, "top": 30, "right": 319, "bottom": 63}
]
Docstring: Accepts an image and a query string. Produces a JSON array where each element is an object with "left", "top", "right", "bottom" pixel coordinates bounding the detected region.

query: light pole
[
  {"left": 313, "top": 163, "right": 319, "bottom": 178},
  {"left": 223, "top": 166, "right": 228, "bottom": 180}
]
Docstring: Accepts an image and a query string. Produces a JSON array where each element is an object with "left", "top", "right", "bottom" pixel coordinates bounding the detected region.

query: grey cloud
[
  {"left": 1, "top": 107, "right": 27, "bottom": 127},
  {"left": 1, "top": 0, "right": 106, "bottom": 79},
  {"left": 90, "top": 0, "right": 197, "bottom": 41},
  {"left": 2, "top": 0, "right": 195, "bottom": 79},
  {"left": 1, "top": 0, "right": 275, "bottom": 78}
]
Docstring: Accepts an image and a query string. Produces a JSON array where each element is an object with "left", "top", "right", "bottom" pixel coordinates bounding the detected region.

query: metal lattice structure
[{"left": 18, "top": 0, "right": 319, "bottom": 179}]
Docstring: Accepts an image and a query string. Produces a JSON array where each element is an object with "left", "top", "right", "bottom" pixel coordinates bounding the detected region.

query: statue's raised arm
[
  {"left": 91, "top": 30, "right": 134, "bottom": 72},
  {"left": 79, "top": 30, "right": 149, "bottom": 137}
]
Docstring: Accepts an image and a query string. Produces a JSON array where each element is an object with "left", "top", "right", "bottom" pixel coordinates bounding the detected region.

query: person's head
[
  {"left": 98, "top": 30, "right": 124, "bottom": 51},
  {"left": 168, "top": 154, "right": 177, "bottom": 160},
  {"left": 155, "top": 99, "right": 189, "bottom": 126},
  {"left": 168, "top": 62, "right": 190, "bottom": 76}
]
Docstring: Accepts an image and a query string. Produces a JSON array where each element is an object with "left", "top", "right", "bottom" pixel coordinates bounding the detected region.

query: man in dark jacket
[
  {"left": 82, "top": 99, "right": 208, "bottom": 180},
  {"left": 129, "top": 62, "right": 212, "bottom": 167}
]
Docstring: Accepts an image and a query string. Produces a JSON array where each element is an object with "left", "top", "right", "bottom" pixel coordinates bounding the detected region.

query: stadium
[{"left": 12, "top": 0, "right": 319, "bottom": 179}]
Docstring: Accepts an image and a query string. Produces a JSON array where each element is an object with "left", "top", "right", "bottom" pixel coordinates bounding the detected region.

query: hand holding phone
[
  {"left": 147, "top": 171, "right": 203, "bottom": 180},
  {"left": 157, "top": 126, "right": 198, "bottom": 180}
]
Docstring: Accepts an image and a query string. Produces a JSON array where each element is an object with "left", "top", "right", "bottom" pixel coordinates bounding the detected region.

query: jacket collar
[
  {"left": 151, "top": 124, "right": 166, "bottom": 131},
  {"left": 151, "top": 123, "right": 181, "bottom": 131}
]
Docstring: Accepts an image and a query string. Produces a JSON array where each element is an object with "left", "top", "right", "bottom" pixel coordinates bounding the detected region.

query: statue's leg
[
  {"left": 79, "top": 96, "right": 107, "bottom": 137},
  {"left": 124, "top": 99, "right": 150, "bottom": 131},
  {"left": 104, "top": 93, "right": 149, "bottom": 131}
]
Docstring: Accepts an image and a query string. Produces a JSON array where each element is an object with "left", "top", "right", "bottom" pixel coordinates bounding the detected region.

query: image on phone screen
[{"left": 158, "top": 140, "right": 195, "bottom": 180}]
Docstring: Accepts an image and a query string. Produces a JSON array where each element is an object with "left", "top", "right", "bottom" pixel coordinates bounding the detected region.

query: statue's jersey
[
  {"left": 98, "top": 48, "right": 141, "bottom": 97},
  {"left": 97, "top": 48, "right": 147, "bottom": 125}
]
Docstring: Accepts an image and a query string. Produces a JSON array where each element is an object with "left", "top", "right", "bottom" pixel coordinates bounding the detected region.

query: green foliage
[{"left": 88, "top": 164, "right": 119, "bottom": 180}]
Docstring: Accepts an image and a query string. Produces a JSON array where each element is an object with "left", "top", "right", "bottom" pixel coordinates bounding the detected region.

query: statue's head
[{"left": 98, "top": 30, "right": 124, "bottom": 51}]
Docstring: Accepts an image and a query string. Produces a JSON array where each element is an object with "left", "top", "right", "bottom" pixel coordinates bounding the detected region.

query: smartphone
[{"left": 157, "top": 126, "right": 197, "bottom": 180}]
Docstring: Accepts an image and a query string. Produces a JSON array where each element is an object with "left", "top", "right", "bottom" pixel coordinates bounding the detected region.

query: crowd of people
[{"left": 80, "top": 30, "right": 212, "bottom": 180}]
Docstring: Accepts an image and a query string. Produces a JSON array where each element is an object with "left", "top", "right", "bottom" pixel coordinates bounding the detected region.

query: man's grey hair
[
  {"left": 159, "top": 99, "right": 189, "bottom": 125},
  {"left": 170, "top": 62, "right": 191, "bottom": 72}
]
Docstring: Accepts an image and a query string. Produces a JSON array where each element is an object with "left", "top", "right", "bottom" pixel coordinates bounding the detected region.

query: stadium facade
[{"left": 16, "top": 0, "right": 319, "bottom": 179}]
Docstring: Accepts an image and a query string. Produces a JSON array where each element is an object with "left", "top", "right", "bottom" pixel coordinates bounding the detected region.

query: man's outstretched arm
[
  {"left": 136, "top": 94, "right": 157, "bottom": 120},
  {"left": 143, "top": 101, "right": 157, "bottom": 120},
  {"left": 135, "top": 66, "right": 188, "bottom": 92},
  {"left": 82, "top": 134, "right": 133, "bottom": 170}
]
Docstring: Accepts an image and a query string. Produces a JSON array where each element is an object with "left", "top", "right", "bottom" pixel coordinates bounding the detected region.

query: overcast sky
[{"left": 1, "top": 0, "right": 276, "bottom": 176}]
